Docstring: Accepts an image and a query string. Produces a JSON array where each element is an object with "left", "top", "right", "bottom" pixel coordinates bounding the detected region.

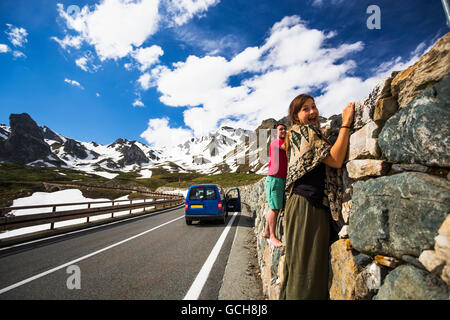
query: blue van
[{"left": 185, "top": 184, "right": 241, "bottom": 225}]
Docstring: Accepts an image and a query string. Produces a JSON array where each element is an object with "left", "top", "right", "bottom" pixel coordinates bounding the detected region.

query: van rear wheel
[{"left": 185, "top": 218, "right": 192, "bottom": 225}]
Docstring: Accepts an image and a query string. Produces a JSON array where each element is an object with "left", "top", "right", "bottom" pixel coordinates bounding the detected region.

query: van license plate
[{"left": 191, "top": 205, "right": 203, "bottom": 208}]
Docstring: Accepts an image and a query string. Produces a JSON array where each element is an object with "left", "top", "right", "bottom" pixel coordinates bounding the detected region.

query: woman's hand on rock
[{"left": 342, "top": 102, "right": 355, "bottom": 127}]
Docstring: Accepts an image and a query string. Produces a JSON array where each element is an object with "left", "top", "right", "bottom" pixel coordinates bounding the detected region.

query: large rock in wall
[
  {"left": 329, "top": 239, "right": 359, "bottom": 300},
  {"left": 373, "top": 265, "right": 449, "bottom": 300},
  {"left": 379, "top": 74, "right": 450, "bottom": 167},
  {"left": 348, "top": 172, "right": 449, "bottom": 258},
  {"left": 240, "top": 32, "right": 450, "bottom": 300},
  {"left": 391, "top": 32, "right": 450, "bottom": 109}
]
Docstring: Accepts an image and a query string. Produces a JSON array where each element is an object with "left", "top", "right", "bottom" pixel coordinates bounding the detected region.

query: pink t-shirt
[{"left": 267, "top": 138, "right": 287, "bottom": 180}]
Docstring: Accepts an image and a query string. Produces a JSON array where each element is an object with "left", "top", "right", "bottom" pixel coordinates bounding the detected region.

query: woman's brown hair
[{"left": 288, "top": 93, "right": 315, "bottom": 125}]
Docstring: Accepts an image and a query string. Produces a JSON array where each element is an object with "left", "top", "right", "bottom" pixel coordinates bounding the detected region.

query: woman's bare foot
[{"left": 269, "top": 236, "right": 283, "bottom": 248}]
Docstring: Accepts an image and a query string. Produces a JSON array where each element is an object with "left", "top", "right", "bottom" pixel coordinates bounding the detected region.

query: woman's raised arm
[{"left": 322, "top": 102, "right": 355, "bottom": 169}]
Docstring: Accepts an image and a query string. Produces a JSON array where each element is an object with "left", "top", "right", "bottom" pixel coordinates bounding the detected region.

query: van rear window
[{"left": 189, "top": 187, "right": 217, "bottom": 200}]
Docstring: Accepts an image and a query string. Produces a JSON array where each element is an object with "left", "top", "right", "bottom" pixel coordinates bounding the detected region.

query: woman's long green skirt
[{"left": 279, "top": 194, "right": 330, "bottom": 300}]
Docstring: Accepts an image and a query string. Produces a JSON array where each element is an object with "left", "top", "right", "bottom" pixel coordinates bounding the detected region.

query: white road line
[
  {"left": 184, "top": 212, "right": 238, "bottom": 300},
  {"left": 0, "top": 215, "right": 184, "bottom": 295}
]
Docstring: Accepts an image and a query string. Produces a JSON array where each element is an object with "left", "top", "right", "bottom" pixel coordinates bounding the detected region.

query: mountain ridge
[
  {"left": 0, "top": 113, "right": 268, "bottom": 177},
  {"left": 0, "top": 112, "right": 334, "bottom": 179}
]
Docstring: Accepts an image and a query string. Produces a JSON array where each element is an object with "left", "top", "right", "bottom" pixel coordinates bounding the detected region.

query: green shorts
[{"left": 265, "top": 175, "right": 286, "bottom": 210}]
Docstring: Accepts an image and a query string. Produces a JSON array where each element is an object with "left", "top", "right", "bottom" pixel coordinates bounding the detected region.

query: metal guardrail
[
  {"left": 42, "top": 182, "right": 183, "bottom": 199},
  {"left": 0, "top": 195, "right": 184, "bottom": 232}
]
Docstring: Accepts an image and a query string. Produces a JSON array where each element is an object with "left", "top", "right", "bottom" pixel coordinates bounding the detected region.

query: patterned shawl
[{"left": 285, "top": 124, "right": 343, "bottom": 222}]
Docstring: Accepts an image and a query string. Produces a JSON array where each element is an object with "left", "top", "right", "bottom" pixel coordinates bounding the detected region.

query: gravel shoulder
[{"left": 218, "top": 206, "right": 265, "bottom": 300}]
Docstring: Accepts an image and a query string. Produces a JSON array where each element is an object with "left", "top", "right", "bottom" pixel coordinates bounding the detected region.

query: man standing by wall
[{"left": 263, "top": 123, "right": 287, "bottom": 248}]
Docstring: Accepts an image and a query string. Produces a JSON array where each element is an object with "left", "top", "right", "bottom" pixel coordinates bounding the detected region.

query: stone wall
[
  {"left": 240, "top": 32, "right": 450, "bottom": 300},
  {"left": 240, "top": 178, "right": 284, "bottom": 299}
]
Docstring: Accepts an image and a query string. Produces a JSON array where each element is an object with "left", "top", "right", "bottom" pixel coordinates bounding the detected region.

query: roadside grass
[{"left": 0, "top": 162, "right": 109, "bottom": 207}]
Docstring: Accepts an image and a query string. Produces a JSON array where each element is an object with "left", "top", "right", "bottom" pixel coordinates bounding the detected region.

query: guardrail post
[
  {"left": 87, "top": 203, "right": 91, "bottom": 223},
  {"left": 111, "top": 201, "right": 114, "bottom": 218},
  {"left": 51, "top": 206, "right": 56, "bottom": 230},
  {"left": 129, "top": 199, "right": 132, "bottom": 214}
]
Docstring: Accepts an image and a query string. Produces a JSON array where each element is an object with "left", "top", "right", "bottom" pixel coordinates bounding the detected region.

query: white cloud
[
  {"left": 174, "top": 26, "right": 241, "bottom": 56},
  {"left": 140, "top": 117, "right": 194, "bottom": 148},
  {"left": 315, "top": 77, "right": 377, "bottom": 116},
  {"left": 137, "top": 72, "right": 152, "bottom": 91},
  {"left": 2, "top": 25, "right": 27, "bottom": 60},
  {"left": 53, "top": 0, "right": 220, "bottom": 76},
  {"left": 370, "top": 41, "right": 433, "bottom": 79},
  {"left": 137, "top": 65, "right": 168, "bottom": 90},
  {"left": 5, "top": 24, "right": 28, "bottom": 47},
  {"left": 64, "top": 78, "right": 84, "bottom": 89},
  {"left": 12, "top": 50, "right": 26, "bottom": 59},
  {"left": 312, "top": 0, "right": 345, "bottom": 7},
  {"left": 165, "top": 0, "right": 220, "bottom": 26},
  {"left": 75, "top": 51, "right": 100, "bottom": 72},
  {"left": 314, "top": 41, "right": 432, "bottom": 116},
  {"left": 140, "top": 14, "right": 431, "bottom": 139},
  {"left": 131, "top": 45, "right": 164, "bottom": 72},
  {"left": 52, "top": 0, "right": 221, "bottom": 114},
  {"left": 133, "top": 99, "right": 145, "bottom": 107},
  {"left": 124, "top": 62, "right": 133, "bottom": 70},
  {"left": 55, "top": 1, "right": 160, "bottom": 61},
  {"left": 143, "top": 15, "right": 366, "bottom": 136},
  {"left": 0, "top": 44, "right": 10, "bottom": 53},
  {"left": 75, "top": 56, "right": 89, "bottom": 71},
  {"left": 156, "top": 55, "right": 234, "bottom": 108},
  {"left": 51, "top": 35, "right": 83, "bottom": 50}
]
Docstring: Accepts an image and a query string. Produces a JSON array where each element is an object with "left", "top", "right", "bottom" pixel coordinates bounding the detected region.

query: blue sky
[{"left": 0, "top": 0, "right": 448, "bottom": 147}]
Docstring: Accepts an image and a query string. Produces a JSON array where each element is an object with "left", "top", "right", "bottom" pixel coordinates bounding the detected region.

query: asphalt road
[{"left": 0, "top": 206, "right": 240, "bottom": 299}]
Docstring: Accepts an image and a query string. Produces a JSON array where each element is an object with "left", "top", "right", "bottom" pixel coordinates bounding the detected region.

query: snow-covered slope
[
  {"left": 159, "top": 126, "right": 267, "bottom": 174},
  {"left": 0, "top": 124, "right": 10, "bottom": 140},
  {"left": 1, "top": 118, "right": 271, "bottom": 178}
]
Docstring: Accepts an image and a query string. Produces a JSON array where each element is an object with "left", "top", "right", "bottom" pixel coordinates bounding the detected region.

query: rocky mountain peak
[
  {"left": 0, "top": 124, "right": 9, "bottom": 140},
  {"left": 118, "top": 143, "right": 150, "bottom": 167},
  {"left": 10, "top": 113, "right": 44, "bottom": 140},
  {"left": 41, "top": 126, "right": 64, "bottom": 144},
  {"left": 0, "top": 113, "right": 65, "bottom": 166}
]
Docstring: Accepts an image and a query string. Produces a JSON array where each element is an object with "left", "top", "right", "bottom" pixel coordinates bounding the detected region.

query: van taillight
[
  {"left": 218, "top": 202, "right": 222, "bottom": 210},
  {"left": 185, "top": 203, "right": 188, "bottom": 210}
]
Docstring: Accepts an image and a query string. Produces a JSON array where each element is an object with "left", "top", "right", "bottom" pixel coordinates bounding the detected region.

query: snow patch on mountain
[{"left": 1, "top": 118, "right": 271, "bottom": 177}]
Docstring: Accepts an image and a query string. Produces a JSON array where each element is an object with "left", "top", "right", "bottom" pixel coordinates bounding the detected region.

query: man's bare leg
[
  {"left": 263, "top": 209, "right": 271, "bottom": 238},
  {"left": 264, "top": 209, "right": 283, "bottom": 247}
]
